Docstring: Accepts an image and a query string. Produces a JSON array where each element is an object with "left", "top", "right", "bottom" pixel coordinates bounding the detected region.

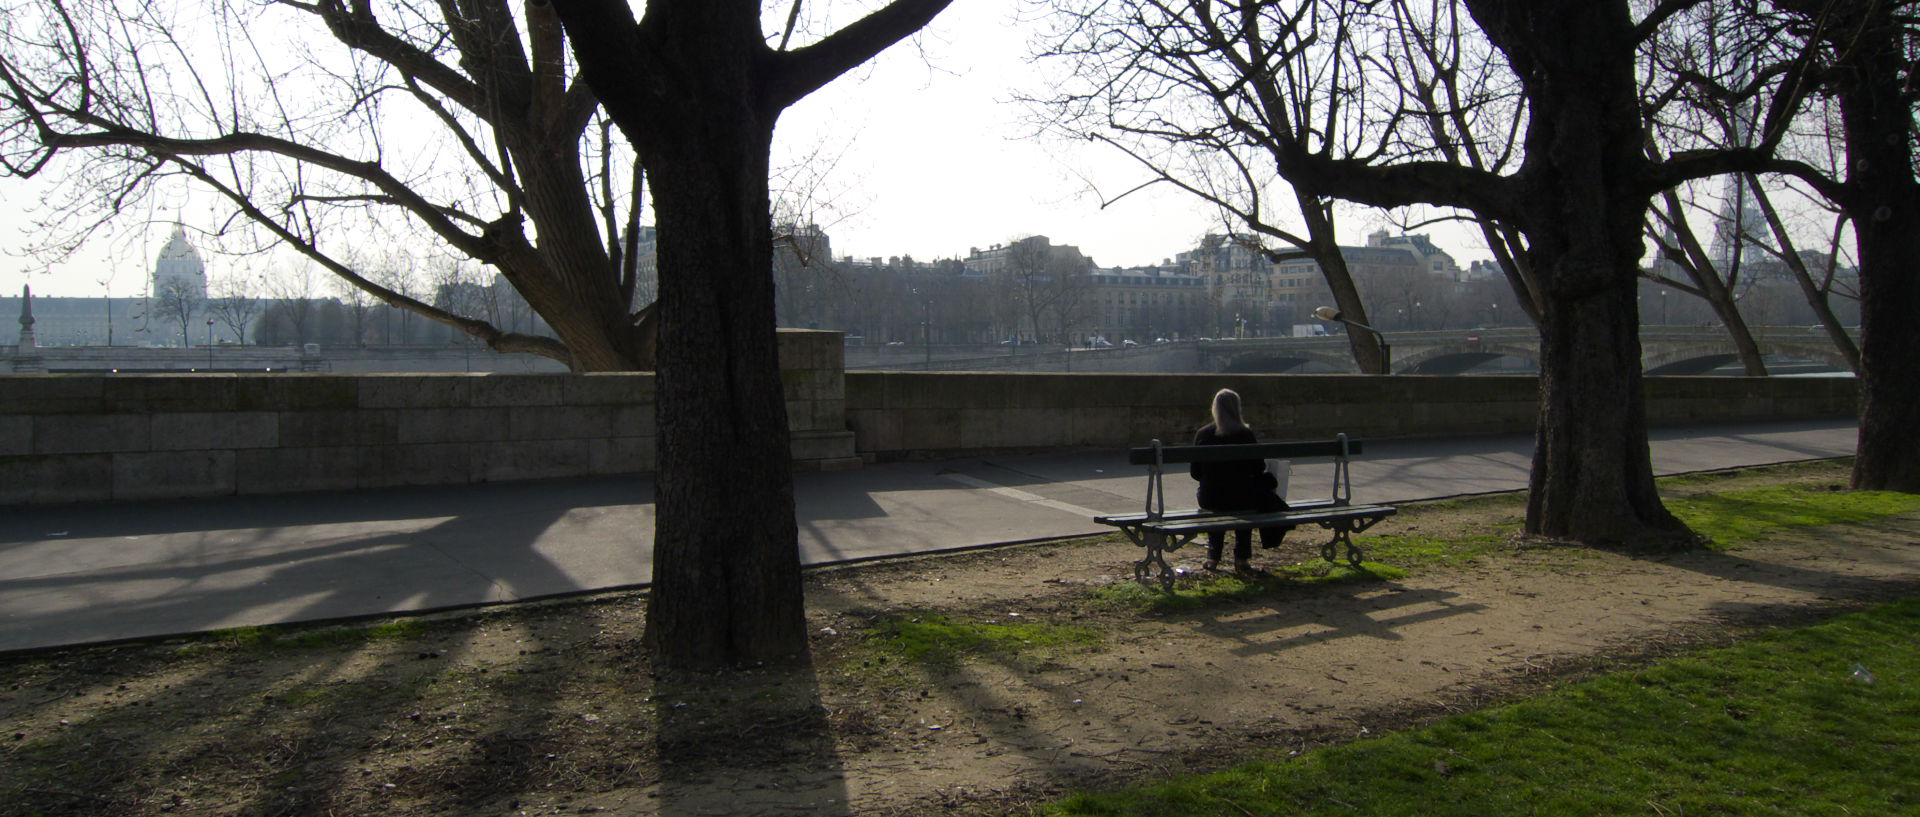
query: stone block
[
  {"left": 842, "top": 372, "right": 888, "bottom": 409},
  {"left": 33, "top": 414, "right": 150, "bottom": 455},
  {"left": 357, "top": 375, "right": 473, "bottom": 409},
  {"left": 481, "top": 439, "right": 592, "bottom": 482},
  {"left": 361, "top": 444, "right": 475, "bottom": 489},
  {"left": 563, "top": 373, "right": 655, "bottom": 407},
  {"left": 104, "top": 376, "right": 237, "bottom": 413},
  {"left": 234, "top": 376, "right": 359, "bottom": 412},
  {"left": 781, "top": 367, "right": 841, "bottom": 402},
  {"left": 151, "top": 411, "right": 278, "bottom": 451},
  {"left": 0, "top": 375, "right": 106, "bottom": 415},
  {"left": 589, "top": 436, "right": 656, "bottom": 475},
  {"left": 507, "top": 404, "right": 641, "bottom": 441},
  {"left": 846, "top": 408, "right": 902, "bottom": 455},
  {"left": 0, "top": 415, "right": 28, "bottom": 456},
  {"left": 902, "top": 408, "right": 964, "bottom": 451},
  {"left": 1069, "top": 409, "right": 1132, "bottom": 448},
  {"left": 0, "top": 454, "right": 112, "bottom": 504},
  {"left": 236, "top": 447, "right": 365, "bottom": 495},
  {"left": 470, "top": 375, "right": 566, "bottom": 407},
  {"left": 790, "top": 429, "right": 859, "bottom": 462},
  {"left": 396, "top": 407, "right": 513, "bottom": 444},
  {"left": 812, "top": 398, "right": 846, "bottom": 429},
  {"left": 277, "top": 410, "right": 400, "bottom": 448},
  {"left": 113, "top": 450, "right": 237, "bottom": 500}
]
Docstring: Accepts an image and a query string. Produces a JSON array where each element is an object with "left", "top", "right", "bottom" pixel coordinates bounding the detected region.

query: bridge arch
[
  {"left": 1396, "top": 342, "right": 1540, "bottom": 375},
  {"left": 1641, "top": 337, "right": 1856, "bottom": 375},
  {"left": 1209, "top": 348, "right": 1355, "bottom": 373}
]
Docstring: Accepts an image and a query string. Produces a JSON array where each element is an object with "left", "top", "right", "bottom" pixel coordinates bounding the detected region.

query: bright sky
[{"left": 0, "top": 0, "right": 1489, "bottom": 299}]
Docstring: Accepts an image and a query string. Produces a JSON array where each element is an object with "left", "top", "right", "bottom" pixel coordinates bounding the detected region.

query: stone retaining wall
[
  {"left": 0, "top": 330, "right": 857, "bottom": 504},
  {"left": 0, "top": 331, "right": 1859, "bottom": 504},
  {"left": 842, "top": 372, "right": 1858, "bottom": 461}
]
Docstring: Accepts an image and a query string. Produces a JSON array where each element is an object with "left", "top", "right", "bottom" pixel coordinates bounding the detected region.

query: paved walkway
[{"left": 0, "top": 419, "right": 1859, "bottom": 653}]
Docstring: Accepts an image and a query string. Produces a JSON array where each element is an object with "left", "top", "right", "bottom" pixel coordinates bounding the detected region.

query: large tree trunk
[
  {"left": 1475, "top": 0, "right": 1688, "bottom": 542},
  {"left": 1528, "top": 264, "right": 1682, "bottom": 540},
  {"left": 1834, "top": 4, "right": 1920, "bottom": 492},
  {"left": 557, "top": 1, "right": 806, "bottom": 669},
  {"left": 645, "top": 119, "right": 805, "bottom": 668}
]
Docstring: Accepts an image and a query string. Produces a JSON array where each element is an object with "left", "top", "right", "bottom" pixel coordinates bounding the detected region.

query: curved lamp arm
[{"left": 1314, "top": 306, "right": 1391, "bottom": 374}]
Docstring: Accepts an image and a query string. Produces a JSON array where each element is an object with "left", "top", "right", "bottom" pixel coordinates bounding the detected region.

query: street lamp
[
  {"left": 1314, "top": 305, "right": 1391, "bottom": 374},
  {"left": 206, "top": 318, "right": 215, "bottom": 370},
  {"left": 921, "top": 295, "right": 931, "bottom": 368}
]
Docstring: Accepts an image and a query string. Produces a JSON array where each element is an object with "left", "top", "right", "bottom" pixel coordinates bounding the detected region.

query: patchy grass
[
  {"left": 1669, "top": 483, "right": 1920, "bottom": 548},
  {"left": 861, "top": 612, "right": 1102, "bottom": 667},
  {"left": 1091, "top": 561, "right": 1407, "bottom": 613},
  {"left": 178, "top": 619, "right": 428, "bottom": 656},
  {"left": 1041, "top": 595, "right": 1920, "bottom": 817}
]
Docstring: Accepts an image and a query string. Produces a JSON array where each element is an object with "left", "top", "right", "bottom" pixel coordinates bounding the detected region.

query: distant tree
[
  {"left": 206, "top": 274, "right": 264, "bottom": 345},
  {"left": 153, "top": 278, "right": 200, "bottom": 347},
  {"left": 263, "top": 265, "right": 320, "bottom": 346},
  {"left": 331, "top": 277, "right": 374, "bottom": 347}
]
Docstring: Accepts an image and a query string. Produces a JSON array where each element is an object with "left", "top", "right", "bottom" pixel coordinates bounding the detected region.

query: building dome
[
  {"left": 153, "top": 225, "right": 207, "bottom": 300},
  {"left": 157, "top": 227, "right": 202, "bottom": 264}
]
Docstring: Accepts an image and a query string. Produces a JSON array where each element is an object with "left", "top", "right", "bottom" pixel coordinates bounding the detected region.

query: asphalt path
[{"left": 0, "top": 418, "right": 1859, "bottom": 653}]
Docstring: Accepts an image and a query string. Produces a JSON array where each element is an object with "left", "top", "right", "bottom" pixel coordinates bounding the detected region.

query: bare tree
[
  {"left": 553, "top": 0, "right": 954, "bottom": 671},
  {"left": 1039, "top": 0, "right": 1819, "bottom": 544},
  {"left": 1032, "top": 0, "right": 1539, "bottom": 368},
  {"left": 206, "top": 273, "right": 263, "bottom": 344},
  {"left": 1764, "top": 0, "right": 1920, "bottom": 492},
  {"left": 330, "top": 275, "right": 374, "bottom": 347},
  {"left": 1644, "top": 180, "right": 1771, "bottom": 375},
  {"left": 1746, "top": 172, "right": 1861, "bottom": 370},
  {"left": 263, "top": 263, "right": 318, "bottom": 346},
  {"left": 0, "top": 0, "right": 653, "bottom": 369},
  {"left": 153, "top": 278, "right": 200, "bottom": 347}
]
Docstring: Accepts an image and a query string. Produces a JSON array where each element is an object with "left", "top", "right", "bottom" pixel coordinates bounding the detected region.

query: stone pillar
[
  {"left": 12, "top": 285, "right": 43, "bottom": 373},
  {"left": 778, "top": 328, "right": 862, "bottom": 471}
]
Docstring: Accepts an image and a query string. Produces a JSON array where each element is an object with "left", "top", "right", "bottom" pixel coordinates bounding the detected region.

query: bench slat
[
  {"left": 1126, "top": 439, "right": 1363, "bottom": 466},
  {"left": 1094, "top": 498, "right": 1339, "bottom": 526},
  {"left": 1132, "top": 505, "right": 1395, "bottom": 536}
]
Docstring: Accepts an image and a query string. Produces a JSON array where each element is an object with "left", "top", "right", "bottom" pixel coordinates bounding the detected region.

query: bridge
[
  {"left": 845, "top": 326, "right": 1857, "bottom": 375},
  {"left": 1199, "top": 327, "right": 1856, "bottom": 375}
]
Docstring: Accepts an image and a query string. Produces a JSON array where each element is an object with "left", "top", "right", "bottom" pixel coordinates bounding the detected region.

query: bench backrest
[
  {"left": 1131, "top": 433, "right": 1367, "bottom": 519},
  {"left": 1126, "top": 439, "right": 1363, "bottom": 465}
]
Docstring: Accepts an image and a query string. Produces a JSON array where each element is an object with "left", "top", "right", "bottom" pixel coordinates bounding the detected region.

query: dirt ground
[{"left": 4, "top": 463, "right": 1918, "bottom": 817}]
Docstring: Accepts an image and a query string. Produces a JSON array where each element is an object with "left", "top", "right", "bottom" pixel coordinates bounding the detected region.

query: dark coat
[{"left": 1190, "top": 423, "right": 1283, "bottom": 511}]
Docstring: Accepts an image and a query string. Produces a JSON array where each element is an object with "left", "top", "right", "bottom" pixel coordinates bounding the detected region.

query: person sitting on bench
[{"left": 1190, "top": 388, "right": 1292, "bottom": 573}]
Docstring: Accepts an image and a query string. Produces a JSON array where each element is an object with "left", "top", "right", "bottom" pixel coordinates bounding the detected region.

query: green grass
[
  {"left": 1042, "top": 596, "right": 1920, "bottom": 816},
  {"left": 1668, "top": 484, "right": 1920, "bottom": 547},
  {"left": 1091, "top": 561, "right": 1408, "bottom": 613},
  {"left": 1355, "top": 531, "right": 1513, "bottom": 568},
  {"left": 178, "top": 619, "right": 428, "bottom": 655},
  {"left": 863, "top": 612, "right": 1101, "bottom": 666}
]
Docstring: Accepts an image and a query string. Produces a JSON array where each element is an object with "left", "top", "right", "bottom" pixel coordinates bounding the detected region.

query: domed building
[{"left": 153, "top": 225, "right": 207, "bottom": 301}]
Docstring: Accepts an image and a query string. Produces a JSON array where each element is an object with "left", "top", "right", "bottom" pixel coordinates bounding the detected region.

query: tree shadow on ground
[{"left": 650, "top": 658, "right": 852, "bottom": 816}]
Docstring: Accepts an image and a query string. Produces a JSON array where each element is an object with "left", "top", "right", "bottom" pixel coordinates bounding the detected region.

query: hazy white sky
[{"left": 0, "top": 0, "right": 1488, "bottom": 299}]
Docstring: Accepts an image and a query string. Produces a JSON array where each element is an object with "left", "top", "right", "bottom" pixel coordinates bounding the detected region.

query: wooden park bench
[{"left": 1094, "top": 433, "right": 1397, "bottom": 590}]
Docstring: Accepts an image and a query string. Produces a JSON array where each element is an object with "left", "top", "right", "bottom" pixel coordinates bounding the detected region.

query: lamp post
[
  {"left": 1314, "top": 305, "right": 1391, "bottom": 374},
  {"left": 205, "top": 318, "right": 215, "bottom": 370},
  {"left": 99, "top": 276, "right": 114, "bottom": 347}
]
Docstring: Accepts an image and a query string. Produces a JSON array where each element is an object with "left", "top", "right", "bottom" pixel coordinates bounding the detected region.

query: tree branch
[{"left": 763, "top": 0, "right": 955, "bottom": 111}]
